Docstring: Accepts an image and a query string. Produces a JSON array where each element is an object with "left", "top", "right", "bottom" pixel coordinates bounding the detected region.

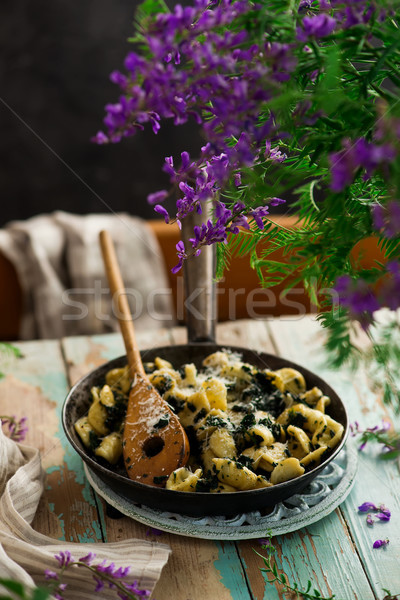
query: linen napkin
[
  {"left": 0, "top": 211, "right": 174, "bottom": 340},
  {"left": 0, "top": 425, "right": 171, "bottom": 598}
]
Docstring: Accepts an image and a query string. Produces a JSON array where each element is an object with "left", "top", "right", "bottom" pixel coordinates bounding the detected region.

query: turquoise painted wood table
[{"left": 1, "top": 317, "right": 399, "bottom": 599}]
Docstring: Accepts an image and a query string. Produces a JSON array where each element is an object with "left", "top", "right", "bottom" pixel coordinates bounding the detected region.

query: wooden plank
[
  {"left": 215, "top": 319, "right": 276, "bottom": 354},
  {"left": 266, "top": 315, "right": 400, "bottom": 599},
  {"left": 237, "top": 515, "right": 374, "bottom": 600},
  {"left": 62, "top": 328, "right": 173, "bottom": 385},
  {"left": 152, "top": 537, "right": 251, "bottom": 600},
  {"left": 0, "top": 340, "right": 102, "bottom": 543},
  {"left": 169, "top": 325, "right": 187, "bottom": 345},
  {"left": 61, "top": 329, "right": 253, "bottom": 600}
]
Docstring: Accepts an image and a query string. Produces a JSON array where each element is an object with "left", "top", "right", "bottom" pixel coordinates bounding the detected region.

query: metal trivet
[{"left": 84, "top": 445, "right": 357, "bottom": 540}]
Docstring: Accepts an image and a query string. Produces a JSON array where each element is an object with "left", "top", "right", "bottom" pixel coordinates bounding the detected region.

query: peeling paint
[
  {"left": 213, "top": 541, "right": 250, "bottom": 600},
  {"left": 3, "top": 341, "right": 102, "bottom": 543}
]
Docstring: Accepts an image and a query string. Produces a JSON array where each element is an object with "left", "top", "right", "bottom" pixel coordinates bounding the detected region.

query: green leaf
[
  {"left": 379, "top": 450, "right": 400, "bottom": 461},
  {"left": 0, "top": 343, "right": 22, "bottom": 358},
  {"left": 31, "top": 588, "right": 52, "bottom": 600},
  {"left": 0, "top": 579, "right": 26, "bottom": 598},
  {"left": 216, "top": 242, "right": 231, "bottom": 280},
  {"left": 136, "top": 0, "right": 169, "bottom": 19},
  {"left": 315, "top": 46, "right": 343, "bottom": 113},
  {"left": 363, "top": 38, "right": 400, "bottom": 90},
  {"left": 265, "top": 89, "right": 304, "bottom": 112}
]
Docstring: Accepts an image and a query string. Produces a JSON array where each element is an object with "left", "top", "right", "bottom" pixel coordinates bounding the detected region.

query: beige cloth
[
  {"left": 0, "top": 425, "right": 170, "bottom": 598},
  {"left": 0, "top": 212, "right": 175, "bottom": 340}
]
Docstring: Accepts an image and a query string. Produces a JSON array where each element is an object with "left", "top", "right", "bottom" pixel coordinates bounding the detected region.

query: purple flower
[
  {"left": 189, "top": 218, "right": 228, "bottom": 251},
  {"left": 270, "top": 197, "right": 286, "bottom": 207},
  {"left": 14, "top": 417, "right": 28, "bottom": 442},
  {"left": 355, "top": 421, "right": 390, "bottom": 437},
  {"left": 123, "top": 580, "right": 151, "bottom": 597},
  {"left": 172, "top": 240, "right": 187, "bottom": 273},
  {"left": 146, "top": 527, "right": 163, "bottom": 536},
  {"left": 44, "top": 570, "right": 59, "bottom": 580},
  {"left": 334, "top": 275, "right": 380, "bottom": 328},
  {"left": 358, "top": 501, "right": 391, "bottom": 526},
  {"left": 265, "top": 141, "right": 287, "bottom": 163},
  {"left": 93, "top": 0, "right": 398, "bottom": 278},
  {"left": 124, "top": 51, "right": 146, "bottom": 75},
  {"left": 351, "top": 420, "right": 396, "bottom": 452},
  {"left": 147, "top": 190, "right": 168, "bottom": 205},
  {"left": 377, "top": 504, "right": 391, "bottom": 520},
  {"left": 373, "top": 538, "right": 390, "bottom": 549},
  {"left": 366, "top": 514, "right": 375, "bottom": 526},
  {"left": 355, "top": 138, "right": 396, "bottom": 179},
  {"left": 331, "top": 1, "right": 382, "bottom": 29},
  {"left": 154, "top": 204, "right": 170, "bottom": 223},
  {"left": 95, "top": 560, "right": 116, "bottom": 576},
  {"left": 379, "top": 421, "right": 391, "bottom": 433},
  {"left": 298, "top": 14, "right": 336, "bottom": 40},
  {"left": 112, "top": 566, "right": 131, "bottom": 579},
  {"left": 264, "top": 42, "right": 297, "bottom": 82},
  {"left": 372, "top": 201, "right": 400, "bottom": 238},
  {"left": 378, "top": 261, "right": 400, "bottom": 311},
  {"left": 2, "top": 415, "right": 29, "bottom": 443},
  {"left": 94, "top": 577, "right": 105, "bottom": 592},
  {"left": 54, "top": 551, "right": 74, "bottom": 568},
  {"left": 109, "top": 70, "right": 127, "bottom": 88},
  {"left": 250, "top": 206, "right": 270, "bottom": 229},
  {"left": 358, "top": 440, "right": 368, "bottom": 452},
  {"left": 376, "top": 511, "right": 391, "bottom": 522},
  {"left": 92, "top": 131, "right": 109, "bottom": 145},
  {"left": 329, "top": 140, "right": 357, "bottom": 192},
  {"left": 330, "top": 138, "right": 396, "bottom": 192},
  {"left": 358, "top": 502, "right": 378, "bottom": 513},
  {"left": 299, "top": 0, "right": 313, "bottom": 9},
  {"left": 234, "top": 172, "right": 242, "bottom": 186},
  {"left": 78, "top": 552, "right": 96, "bottom": 565}
]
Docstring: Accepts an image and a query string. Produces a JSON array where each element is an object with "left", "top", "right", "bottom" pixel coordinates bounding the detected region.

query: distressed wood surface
[
  {"left": 0, "top": 340, "right": 103, "bottom": 543},
  {"left": 267, "top": 316, "right": 400, "bottom": 600},
  {"left": 2, "top": 318, "right": 399, "bottom": 600}
]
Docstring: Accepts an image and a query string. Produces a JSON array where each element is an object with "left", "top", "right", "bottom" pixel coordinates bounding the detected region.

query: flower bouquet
[{"left": 93, "top": 0, "right": 400, "bottom": 408}]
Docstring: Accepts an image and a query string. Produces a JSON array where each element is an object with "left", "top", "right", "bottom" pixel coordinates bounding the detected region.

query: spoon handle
[{"left": 99, "top": 230, "right": 145, "bottom": 377}]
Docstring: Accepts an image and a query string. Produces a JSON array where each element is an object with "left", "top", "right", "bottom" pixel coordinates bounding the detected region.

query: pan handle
[{"left": 182, "top": 207, "right": 217, "bottom": 344}]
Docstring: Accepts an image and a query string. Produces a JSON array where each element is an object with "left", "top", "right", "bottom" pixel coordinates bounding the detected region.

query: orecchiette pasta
[
  {"left": 166, "top": 467, "right": 203, "bottom": 491},
  {"left": 270, "top": 457, "right": 305, "bottom": 484},
  {"left": 212, "top": 458, "right": 259, "bottom": 490},
  {"left": 286, "top": 425, "right": 311, "bottom": 459},
  {"left": 75, "top": 349, "right": 344, "bottom": 493},
  {"left": 88, "top": 396, "right": 109, "bottom": 436},
  {"left": 94, "top": 432, "right": 123, "bottom": 464},
  {"left": 209, "top": 428, "right": 237, "bottom": 459},
  {"left": 201, "top": 378, "right": 228, "bottom": 411}
]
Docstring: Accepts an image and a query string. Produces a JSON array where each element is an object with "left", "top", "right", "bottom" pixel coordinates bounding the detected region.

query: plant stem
[{"left": 254, "top": 537, "right": 336, "bottom": 600}]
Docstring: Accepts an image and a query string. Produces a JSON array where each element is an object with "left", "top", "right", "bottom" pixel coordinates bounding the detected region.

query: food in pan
[{"left": 75, "top": 350, "right": 344, "bottom": 492}]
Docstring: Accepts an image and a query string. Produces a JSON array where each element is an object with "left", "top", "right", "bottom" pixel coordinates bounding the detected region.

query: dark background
[
  {"left": 0, "top": 0, "right": 203, "bottom": 227},
  {"left": 0, "top": 0, "right": 290, "bottom": 229}
]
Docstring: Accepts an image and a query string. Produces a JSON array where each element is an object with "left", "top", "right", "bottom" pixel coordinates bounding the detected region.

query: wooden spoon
[{"left": 99, "top": 230, "right": 190, "bottom": 487}]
